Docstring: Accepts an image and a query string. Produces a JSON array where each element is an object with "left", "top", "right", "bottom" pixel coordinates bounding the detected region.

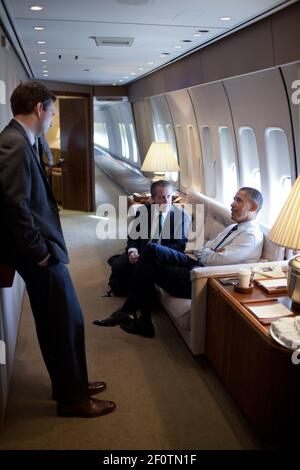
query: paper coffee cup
[{"left": 238, "top": 269, "right": 251, "bottom": 288}]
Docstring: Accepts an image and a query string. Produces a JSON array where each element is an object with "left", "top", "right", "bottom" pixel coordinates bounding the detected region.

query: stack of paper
[{"left": 245, "top": 301, "right": 292, "bottom": 324}]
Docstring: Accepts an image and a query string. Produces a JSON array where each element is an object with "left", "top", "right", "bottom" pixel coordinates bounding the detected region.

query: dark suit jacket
[
  {"left": 127, "top": 203, "right": 190, "bottom": 254},
  {"left": 0, "top": 119, "right": 69, "bottom": 265}
]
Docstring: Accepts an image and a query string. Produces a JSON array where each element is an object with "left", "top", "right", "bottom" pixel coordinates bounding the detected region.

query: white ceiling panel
[{"left": 0, "top": 0, "right": 293, "bottom": 85}]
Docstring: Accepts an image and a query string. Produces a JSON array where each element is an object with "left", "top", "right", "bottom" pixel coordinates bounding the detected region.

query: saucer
[{"left": 234, "top": 283, "right": 254, "bottom": 294}]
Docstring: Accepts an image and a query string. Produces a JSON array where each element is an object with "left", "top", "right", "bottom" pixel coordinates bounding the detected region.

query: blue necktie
[{"left": 213, "top": 224, "right": 238, "bottom": 251}]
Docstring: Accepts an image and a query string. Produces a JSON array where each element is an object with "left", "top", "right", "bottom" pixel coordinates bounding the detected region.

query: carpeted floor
[{"left": 0, "top": 166, "right": 262, "bottom": 450}]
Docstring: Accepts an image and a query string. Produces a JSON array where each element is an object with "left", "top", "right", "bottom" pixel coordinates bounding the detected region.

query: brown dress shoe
[
  {"left": 57, "top": 398, "right": 116, "bottom": 418},
  {"left": 52, "top": 380, "right": 106, "bottom": 401}
]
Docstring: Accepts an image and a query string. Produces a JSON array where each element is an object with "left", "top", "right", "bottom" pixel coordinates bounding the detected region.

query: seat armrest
[{"left": 190, "top": 259, "right": 288, "bottom": 281}]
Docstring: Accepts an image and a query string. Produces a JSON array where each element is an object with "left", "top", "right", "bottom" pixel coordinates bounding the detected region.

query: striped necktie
[
  {"left": 213, "top": 224, "right": 238, "bottom": 251},
  {"left": 158, "top": 212, "right": 163, "bottom": 236}
]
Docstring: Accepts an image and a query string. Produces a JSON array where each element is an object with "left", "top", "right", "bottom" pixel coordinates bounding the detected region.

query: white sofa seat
[{"left": 158, "top": 192, "right": 289, "bottom": 356}]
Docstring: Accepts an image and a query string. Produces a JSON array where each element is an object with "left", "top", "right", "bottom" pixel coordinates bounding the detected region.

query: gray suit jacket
[{"left": 0, "top": 119, "right": 69, "bottom": 265}]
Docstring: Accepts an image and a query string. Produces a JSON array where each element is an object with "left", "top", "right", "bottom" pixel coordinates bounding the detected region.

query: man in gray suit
[{"left": 0, "top": 81, "right": 115, "bottom": 418}]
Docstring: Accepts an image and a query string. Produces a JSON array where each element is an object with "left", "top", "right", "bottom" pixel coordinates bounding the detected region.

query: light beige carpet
[{"left": 0, "top": 166, "right": 261, "bottom": 450}]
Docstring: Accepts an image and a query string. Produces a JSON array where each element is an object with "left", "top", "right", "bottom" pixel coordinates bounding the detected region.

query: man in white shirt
[{"left": 95, "top": 187, "right": 263, "bottom": 338}]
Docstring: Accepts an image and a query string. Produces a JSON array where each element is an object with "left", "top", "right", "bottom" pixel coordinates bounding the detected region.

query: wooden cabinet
[{"left": 206, "top": 278, "right": 300, "bottom": 448}]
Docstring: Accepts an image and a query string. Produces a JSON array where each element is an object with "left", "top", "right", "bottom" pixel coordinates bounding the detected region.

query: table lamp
[
  {"left": 268, "top": 174, "right": 300, "bottom": 310},
  {"left": 141, "top": 141, "right": 180, "bottom": 181}
]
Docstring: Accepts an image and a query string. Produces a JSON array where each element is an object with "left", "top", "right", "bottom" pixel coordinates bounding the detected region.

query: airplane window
[
  {"left": 155, "top": 123, "right": 166, "bottom": 141},
  {"left": 118, "top": 123, "right": 129, "bottom": 159},
  {"left": 238, "top": 127, "right": 261, "bottom": 190},
  {"left": 200, "top": 126, "right": 216, "bottom": 198},
  {"left": 94, "top": 122, "right": 109, "bottom": 148},
  {"left": 175, "top": 125, "right": 189, "bottom": 189},
  {"left": 188, "top": 125, "right": 202, "bottom": 192},
  {"left": 264, "top": 127, "right": 291, "bottom": 223},
  {"left": 281, "top": 175, "right": 292, "bottom": 200},
  {"left": 251, "top": 169, "right": 261, "bottom": 191},
  {"left": 129, "top": 123, "right": 138, "bottom": 163},
  {"left": 218, "top": 127, "right": 238, "bottom": 205}
]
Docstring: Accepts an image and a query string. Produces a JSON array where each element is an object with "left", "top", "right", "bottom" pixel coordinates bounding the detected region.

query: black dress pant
[
  {"left": 122, "top": 243, "right": 198, "bottom": 317},
  {"left": 16, "top": 258, "right": 89, "bottom": 404}
]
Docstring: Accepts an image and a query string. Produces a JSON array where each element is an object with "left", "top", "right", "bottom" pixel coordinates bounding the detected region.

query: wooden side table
[{"left": 206, "top": 277, "right": 300, "bottom": 448}]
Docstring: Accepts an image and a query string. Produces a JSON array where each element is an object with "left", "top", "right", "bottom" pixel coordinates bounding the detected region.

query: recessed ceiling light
[
  {"left": 147, "top": 62, "right": 154, "bottom": 65},
  {"left": 220, "top": 16, "right": 231, "bottom": 21},
  {"left": 119, "top": 79, "right": 124, "bottom": 82},
  {"left": 33, "top": 26, "right": 44, "bottom": 31},
  {"left": 130, "top": 72, "right": 136, "bottom": 75},
  {"left": 160, "top": 52, "right": 170, "bottom": 56},
  {"left": 124, "top": 76, "right": 129, "bottom": 79},
  {"left": 83, "top": 69, "right": 90, "bottom": 71},
  {"left": 43, "top": 70, "right": 48, "bottom": 73},
  {"left": 193, "top": 33, "right": 202, "bottom": 37},
  {"left": 182, "top": 39, "right": 192, "bottom": 43},
  {"left": 30, "top": 5, "right": 43, "bottom": 11},
  {"left": 41, "top": 59, "right": 47, "bottom": 62},
  {"left": 197, "top": 29, "right": 209, "bottom": 33},
  {"left": 43, "top": 74, "right": 48, "bottom": 77},
  {"left": 138, "top": 67, "right": 144, "bottom": 71},
  {"left": 174, "top": 45, "right": 182, "bottom": 49},
  {"left": 112, "top": 83, "right": 116, "bottom": 86},
  {"left": 39, "top": 51, "right": 46, "bottom": 54},
  {"left": 37, "top": 41, "right": 46, "bottom": 44}
]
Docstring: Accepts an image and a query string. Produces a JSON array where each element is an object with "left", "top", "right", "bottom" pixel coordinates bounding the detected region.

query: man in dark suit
[
  {"left": 107, "top": 180, "right": 190, "bottom": 296},
  {"left": 94, "top": 180, "right": 191, "bottom": 336},
  {"left": 0, "top": 81, "right": 115, "bottom": 418}
]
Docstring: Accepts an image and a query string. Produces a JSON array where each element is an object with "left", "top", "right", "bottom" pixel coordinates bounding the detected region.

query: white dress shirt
[{"left": 194, "top": 219, "right": 263, "bottom": 266}]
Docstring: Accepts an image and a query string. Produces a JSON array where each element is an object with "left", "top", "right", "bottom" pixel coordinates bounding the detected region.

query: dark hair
[
  {"left": 150, "top": 179, "right": 173, "bottom": 197},
  {"left": 240, "top": 187, "right": 263, "bottom": 211},
  {"left": 10, "top": 81, "right": 56, "bottom": 115}
]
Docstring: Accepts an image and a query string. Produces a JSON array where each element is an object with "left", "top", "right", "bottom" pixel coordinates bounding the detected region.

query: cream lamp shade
[
  {"left": 141, "top": 141, "right": 180, "bottom": 180},
  {"left": 268, "top": 174, "right": 300, "bottom": 309}
]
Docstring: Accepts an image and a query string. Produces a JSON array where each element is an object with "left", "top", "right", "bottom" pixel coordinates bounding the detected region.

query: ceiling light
[
  {"left": 220, "top": 16, "right": 232, "bottom": 21},
  {"left": 112, "top": 83, "right": 116, "bottom": 86},
  {"left": 193, "top": 33, "right": 202, "bottom": 37},
  {"left": 174, "top": 45, "right": 182, "bottom": 49},
  {"left": 147, "top": 62, "right": 154, "bottom": 65},
  {"left": 160, "top": 53, "right": 170, "bottom": 56},
  {"left": 43, "top": 74, "right": 48, "bottom": 77},
  {"left": 124, "top": 76, "right": 129, "bottom": 79},
  {"left": 33, "top": 26, "right": 44, "bottom": 31},
  {"left": 30, "top": 5, "right": 43, "bottom": 11},
  {"left": 119, "top": 79, "right": 124, "bottom": 82},
  {"left": 182, "top": 39, "right": 192, "bottom": 43},
  {"left": 84, "top": 69, "right": 90, "bottom": 71},
  {"left": 41, "top": 59, "right": 47, "bottom": 62},
  {"left": 197, "top": 29, "right": 209, "bottom": 33},
  {"left": 37, "top": 41, "right": 45, "bottom": 44},
  {"left": 130, "top": 72, "right": 136, "bottom": 75},
  {"left": 39, "top": 51, "right": 46, "bottom": 54}
]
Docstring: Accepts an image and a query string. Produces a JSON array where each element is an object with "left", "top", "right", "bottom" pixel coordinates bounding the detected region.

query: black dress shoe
[
  {"left": 52, "top": 380, "right": 106, "bottom": 401},
  {"left": 120, "top": 320, "right": 155, "bottom": 338},
  {"left": 93, "top": 309, "right": 131, "bottom": 327},
  {"left": 57, "top": 398, "right": 116, "bottom": 418}
]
